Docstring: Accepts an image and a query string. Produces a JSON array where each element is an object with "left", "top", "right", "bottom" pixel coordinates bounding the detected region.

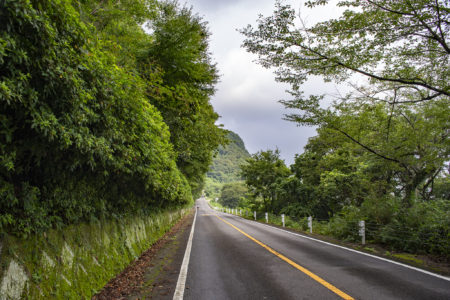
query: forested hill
[{"left": 207, "top": 131, "right": 250, "bottom": 183}]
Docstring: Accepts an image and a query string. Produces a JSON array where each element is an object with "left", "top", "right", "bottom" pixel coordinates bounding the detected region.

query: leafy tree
[
  {"left": 139, "top": 2, "right": 226, "bottom": 197},
  {"left": 240, "top": 149, "right": 290, "bottom": 212},
  {"left": 430, "top": 175, "right": 450, "bottom": 200},
  {"left": 219, "top": 182, "right": 248, "bottom": 208},
  {"left": 241, "top": 0, "right": 449, "bottom": 124},
  {"left": 332, "top": 100, "right": 449, "bottom": 206},
  {"left": 76, "top": 0, "right": 157, "bottom": 69},
  {"left": 241, "top": 0, "right": 449, "bottom": 207},
  {"left": 288, "top": 132, "right": 372, "bottom": 218}
]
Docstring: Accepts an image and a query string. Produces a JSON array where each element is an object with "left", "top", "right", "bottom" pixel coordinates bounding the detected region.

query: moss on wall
[{"left": 0, "top": 207, "right": 191, "bottom": 299}]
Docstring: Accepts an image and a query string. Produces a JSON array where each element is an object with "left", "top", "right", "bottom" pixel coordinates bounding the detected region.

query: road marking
[
  {"left": 234, "top": 217, "right": 450, "bottom": 282},
  {"left": 216, "top": 215, "right": 354, "bottom": 300},
  {"left": 173, "top": 209, "right": 197, "bottom": 300}
]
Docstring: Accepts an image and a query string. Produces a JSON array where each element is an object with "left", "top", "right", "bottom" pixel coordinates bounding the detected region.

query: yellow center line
[{"left": 215, "top": 215, "right": 354, "bottom": 300}]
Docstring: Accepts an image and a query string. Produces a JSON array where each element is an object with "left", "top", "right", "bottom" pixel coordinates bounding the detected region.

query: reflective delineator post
[
  {"left": 308, "top": 216, "right": 312, "bottom": 233},
  {"left": 281, "top": 214, "right": 285, "bottom": 227},
  {"left": 254, "top": 211, "right": 256, "bottom": 221},
  {"left": 359, "top": 220, "right": 366, "bottom": 245},
  {"left": 265, "top": 212, "right": 268, "bottom": 223}
]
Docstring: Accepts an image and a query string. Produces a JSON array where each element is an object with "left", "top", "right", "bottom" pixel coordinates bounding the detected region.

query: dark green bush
[{"left": 379, "top": 200, "right": 449, "bottom": 255}]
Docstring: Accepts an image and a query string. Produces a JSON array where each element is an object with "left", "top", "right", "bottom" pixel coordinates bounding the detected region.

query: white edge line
[
  {"left": 173, "top": 207, "right": 197, "bottom": 300},
  {"left": 220, "top": 211, "right": 450, "bottom": 282}
]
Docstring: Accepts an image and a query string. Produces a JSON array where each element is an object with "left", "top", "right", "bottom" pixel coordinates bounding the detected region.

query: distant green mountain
[
  {"left": 205, "top": 131, "right": 250, "bottom": 197},
  {"left": 207, "top": 131, "right": 250, "bottom": 182}
]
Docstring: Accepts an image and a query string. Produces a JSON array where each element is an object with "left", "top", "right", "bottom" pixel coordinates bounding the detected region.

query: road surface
[{"left": 178, "top": 198, "right": 450, "bottom": 299}]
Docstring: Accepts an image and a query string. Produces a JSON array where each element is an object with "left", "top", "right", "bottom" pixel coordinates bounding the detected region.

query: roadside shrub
[
  {"left": 323, "top": 205, "right": 361, "bottom": 241},
  {"left": 379, "top": 200, "right": 450, "bottom": 255}
]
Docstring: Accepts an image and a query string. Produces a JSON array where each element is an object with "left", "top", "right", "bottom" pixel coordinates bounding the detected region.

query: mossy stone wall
[{"left": 0, "top": 207, "right": 191, "bottom": 299}]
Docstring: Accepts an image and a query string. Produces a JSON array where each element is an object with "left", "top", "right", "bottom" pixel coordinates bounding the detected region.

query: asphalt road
[{"left": 180, "top": 197, "right": 450, "bottom": 300}]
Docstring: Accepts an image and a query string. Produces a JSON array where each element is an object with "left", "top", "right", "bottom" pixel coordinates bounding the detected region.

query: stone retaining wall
[{"left": 0, "top": 207, "right": 191, "bottom": 299}]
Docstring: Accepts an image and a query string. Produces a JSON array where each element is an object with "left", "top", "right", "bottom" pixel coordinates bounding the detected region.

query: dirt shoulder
[{"left": 92, "top": 210, "right": 195, "bottom": 300}]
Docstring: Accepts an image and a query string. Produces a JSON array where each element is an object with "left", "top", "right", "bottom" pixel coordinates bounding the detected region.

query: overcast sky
[{"left": 182, "top": 0, "right": 342, "bottom": 165}]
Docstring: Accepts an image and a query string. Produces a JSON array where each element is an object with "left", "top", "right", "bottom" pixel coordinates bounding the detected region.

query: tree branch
[
  {"left": 406, "top": 0, "right": 450, "bottom": 54},
  {"left": 332, "top": 127, "right": 402, "bottom": 165},
  {"left": 289, "top": 39, "right": 450, "bottom": 96}
]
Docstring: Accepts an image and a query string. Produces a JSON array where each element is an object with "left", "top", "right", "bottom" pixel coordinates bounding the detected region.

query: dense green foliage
[
  {"left": 205, "top": 131, "right": 250, "bottom": 198},
  {"left": 0, "top": 0, "right": 224, "bottom": 235},
  {"left": 240, "top": 0, "right": 449, "bottom": 255},
  {"left": 218, "top": 182, "right": 248, "bottom": 208},
  {"left": 240, "top": 149, "right": 290, "bottom": 212},
  {"left": 140, "top": 4, "right": 225, "bottom": 196}
]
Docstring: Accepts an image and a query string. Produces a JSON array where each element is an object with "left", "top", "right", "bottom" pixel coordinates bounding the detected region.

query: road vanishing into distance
[{"left": 174, "top": 197, "right": 450, "bottom": 300}]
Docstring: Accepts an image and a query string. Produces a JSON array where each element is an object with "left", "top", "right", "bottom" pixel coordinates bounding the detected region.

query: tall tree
[
  {"left": 241, "top": 149, "right": 290, "bottom": 212},
  {"left": 219, "top": 182, "right": 248, "bottom": 208},
  {"left": 139, "top": 2, "right": 226, "bottom": 196},
  {"left": 241, "top": 0, "right": 449, "bottom": 123}
]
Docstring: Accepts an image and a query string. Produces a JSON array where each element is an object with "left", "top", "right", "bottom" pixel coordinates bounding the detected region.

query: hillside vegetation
[
  {"left": 0, "top": 0, "right": 225, "bottom": 236},
  {"left": 204, "top": 131, "right": 250, "bottom": 198}
]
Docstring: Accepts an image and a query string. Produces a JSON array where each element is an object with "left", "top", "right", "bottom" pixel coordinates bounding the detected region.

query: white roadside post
[
  {"left": 239, "top": 209, "right": 242, "bottom": 215},
  {"left": 254, "top": 211, "right": 256, "bottom": 221},
  {"left": 308, "top": 216, "right": 313, "bottom": 233},
  {"left": 265, "top": 212, "right": 268, "bottom": 223},
  {"left": 281, "top": 214, "right": 285, "bottom": 227},
  {"left": 359, "top": 220, "right": 366, "bottom": 245}
]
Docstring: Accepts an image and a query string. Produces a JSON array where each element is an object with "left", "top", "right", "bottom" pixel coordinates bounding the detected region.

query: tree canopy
[
  {"left": 240, "top": 149, "right": 291, "bottom": 212},
  {"left": 219, "top": 182, "right": 248, "bottom": 208},
  {"left": 241, "top": 0, "right": 449, "bottom": 123},
  {"left": 139, "top": 2, "right": 225, "bottom": 196}
]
